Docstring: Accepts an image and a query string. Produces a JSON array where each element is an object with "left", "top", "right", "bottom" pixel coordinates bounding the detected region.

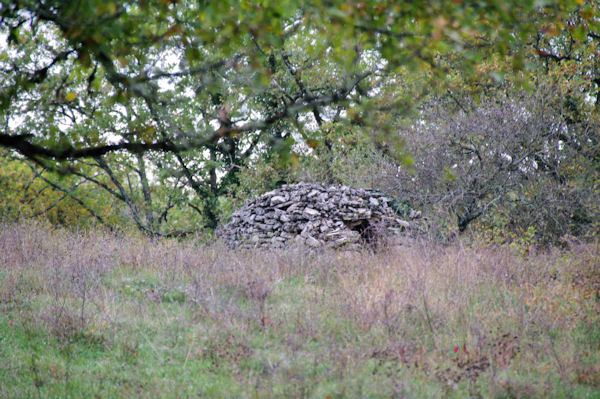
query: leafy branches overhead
[
  {"left": 1, "top": 0, "right": 595, "bottom": 163},
  {"left": 0, "top": 1, "right": 357, "bottom": 165},
  {"left": 1, "top": 0, "right": 598, "bottom": 235}
]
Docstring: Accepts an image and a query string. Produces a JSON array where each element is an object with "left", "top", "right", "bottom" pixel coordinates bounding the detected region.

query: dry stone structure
[{"left": 218, "top": 182, "right": 419, "bottom": 249}]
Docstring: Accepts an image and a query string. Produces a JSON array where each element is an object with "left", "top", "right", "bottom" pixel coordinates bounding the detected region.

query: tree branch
[
  {"left": 24, "top": 162, "right": 112, "bottom": 229},
  {"left": 1, "top": 72, "right": 372, "bottom": 161}
]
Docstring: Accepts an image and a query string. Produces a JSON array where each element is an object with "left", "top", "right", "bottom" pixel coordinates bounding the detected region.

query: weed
[{"left": 1, "top": 222, "right": 599, "bottom": 398}]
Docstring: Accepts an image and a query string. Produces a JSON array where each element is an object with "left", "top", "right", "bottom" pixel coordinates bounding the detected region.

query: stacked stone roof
[{"left": 218, "top": 182, "right": 418, "bottom": 249}]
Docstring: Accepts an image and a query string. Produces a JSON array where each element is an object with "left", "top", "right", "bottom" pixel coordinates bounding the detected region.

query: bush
[{"left": 288, "top": 89, "right": 599, "bottom": 246}]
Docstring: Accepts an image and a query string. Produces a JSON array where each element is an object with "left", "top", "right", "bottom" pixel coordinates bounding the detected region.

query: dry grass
[{"left": 0, "top": 222, "right": 599, "bottom": 398}]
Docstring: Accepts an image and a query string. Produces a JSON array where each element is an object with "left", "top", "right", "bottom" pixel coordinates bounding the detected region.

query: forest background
[{"left": 0, "top": 0, "right": 598, "bottom": 245}]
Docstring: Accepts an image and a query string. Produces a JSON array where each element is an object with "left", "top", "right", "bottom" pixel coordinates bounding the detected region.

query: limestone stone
[
  {"left": 305, "top": 235, "right": 321, "bottom": 247},
  {"left": 302, "top": 207, "right": 320, "bottom": 218},
  {"left": 270, "top": 195, "right": 287, "bottom": 206}
]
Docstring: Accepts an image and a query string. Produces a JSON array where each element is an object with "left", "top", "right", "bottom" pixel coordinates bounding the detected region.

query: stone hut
[{"left": 217, "top": 182, "right": 418, "bottom": 249}]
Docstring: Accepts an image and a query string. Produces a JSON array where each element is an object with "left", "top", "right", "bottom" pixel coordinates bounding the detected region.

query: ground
[{"left": 1, "top": 223, "right": 599, "bottom": 398}]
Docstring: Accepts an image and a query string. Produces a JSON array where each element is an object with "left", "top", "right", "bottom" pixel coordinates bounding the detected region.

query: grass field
[{"left": 1, "top": 222, "right": 599, "bottom": 398}]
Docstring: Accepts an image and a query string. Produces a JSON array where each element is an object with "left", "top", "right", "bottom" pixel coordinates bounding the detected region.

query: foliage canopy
[
  {"left": 2, "top": 0, "right": 595, "bottom": 161},
  {"left": 0, "top": 0, "right": 599, "bottom": 236}
]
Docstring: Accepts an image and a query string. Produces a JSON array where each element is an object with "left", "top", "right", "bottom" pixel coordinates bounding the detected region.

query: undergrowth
[{"left": 0, "top": 222, "right": 599, "bottom": 398}]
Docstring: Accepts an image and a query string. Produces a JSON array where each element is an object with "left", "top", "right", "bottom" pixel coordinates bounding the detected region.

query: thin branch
[
  {"left": 141, "top": 53, "right": 245, "bottom": 81},
  {"left": 24, "top": 162, "right": 112, "bottom": 229},
  {"left": 93, "top": 156, "right": 147, "bottom": 232}
]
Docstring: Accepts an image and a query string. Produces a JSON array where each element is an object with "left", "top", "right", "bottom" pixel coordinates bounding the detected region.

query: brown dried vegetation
[{"left": 0, "top": 222, "right": 599, "bottom": 398}]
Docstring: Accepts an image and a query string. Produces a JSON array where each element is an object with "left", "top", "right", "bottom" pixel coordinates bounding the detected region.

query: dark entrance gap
[{"left": 345, "top": 219, "right": 376, "bottom": 246}]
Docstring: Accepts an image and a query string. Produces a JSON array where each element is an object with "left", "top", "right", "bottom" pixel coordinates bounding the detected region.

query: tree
[
  {"left": 316, "top": 88, "right": 598, "bottom": 244},
  {"left": 1, "top": 0, "right": 596, "bottom": 233}
]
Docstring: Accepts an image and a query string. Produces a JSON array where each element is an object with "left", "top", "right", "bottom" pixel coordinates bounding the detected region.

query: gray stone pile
[{"left": 217, "top": 182, "right": 419, "bottom": 249}]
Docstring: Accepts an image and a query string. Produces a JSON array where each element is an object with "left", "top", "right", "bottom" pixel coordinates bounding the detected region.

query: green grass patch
[{"left": 1, "top": 225, "right": 600, "bottom": 397}]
